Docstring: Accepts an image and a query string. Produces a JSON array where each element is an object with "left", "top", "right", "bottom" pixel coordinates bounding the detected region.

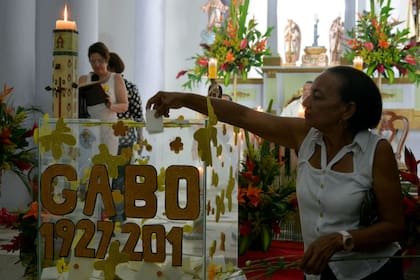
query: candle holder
[
  {"left": 353, "top": 56, "right": 364, "bottom": 71},
  {"left": 207, "top": 58, "right": 223, "bottom": 98}
]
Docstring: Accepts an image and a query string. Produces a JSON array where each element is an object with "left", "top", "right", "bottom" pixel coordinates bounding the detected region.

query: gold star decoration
[
  {"left": 139, "top": 139, "right": 153, "bottom": 152},
  {"left": 92, "top": 144, "right": 127, "bottom": 178},
  {"left": 226, "top": 166, "right": 235, "bottom": 212},
  {"left": 94, "top": 240, "right": 130, "bottom": 280},
  {"left": 169, "top": 136, "right": 184, "bottom": 154},
  {"left": 38, "top": 117, "right": 76, "bottom": 160},
  {"left": 112, "top": 120, "right": 128, "bottom": 136},
  {"left": 215, "top": 189, "right": 225, "bottom": 222}
]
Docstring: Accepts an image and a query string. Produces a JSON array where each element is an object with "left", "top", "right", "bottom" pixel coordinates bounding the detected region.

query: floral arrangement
[
  {"left": 399, "top": 146, "right": 420, "bottom": 251},
  {"left": 177, "top": 0, "right": 273, "bottom": 89},
  {"left": 237, "top": 102, "right": 297, "bottom": 255},
  {"left": 0, "top": 202, "right": 39, "bottom": 279},
  {"left": 0, "top": 84, "right": 39, "bottom": 195},
  {"left": 344, "top": 0, "right": 420, "bottom": 84}
]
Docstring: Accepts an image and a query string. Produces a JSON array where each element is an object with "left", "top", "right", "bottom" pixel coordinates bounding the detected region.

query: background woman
[{"left": 79, "top": 42, "right": 128, "bottom": 155}]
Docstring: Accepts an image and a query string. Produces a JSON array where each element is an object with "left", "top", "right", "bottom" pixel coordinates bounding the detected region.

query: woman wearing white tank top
[{"left": 79, "top": 42, "right": 128, "bottom": 155}]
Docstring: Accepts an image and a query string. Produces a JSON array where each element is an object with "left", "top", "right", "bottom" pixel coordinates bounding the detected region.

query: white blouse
[{"left": 297, "top": 128, "right": 400, "bottom": 280}]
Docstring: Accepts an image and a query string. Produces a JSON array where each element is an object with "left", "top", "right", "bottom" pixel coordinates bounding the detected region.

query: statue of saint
[
  {"left": 202, "top": 0, "right": 229, "bottom": 31},
  {"left": 329, "top": 16, "right": 344, "bottom": 65},
  {"left": 284, "top": 19, "right": 301, "bottom": 65}
]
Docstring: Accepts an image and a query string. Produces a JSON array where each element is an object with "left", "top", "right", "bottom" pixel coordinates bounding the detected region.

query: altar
[{"left": 261, "top": 66, "right": 420, "bottom": 128}]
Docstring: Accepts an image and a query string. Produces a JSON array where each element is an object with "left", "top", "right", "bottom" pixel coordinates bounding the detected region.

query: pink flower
[
  {"left": 404, "top": 54, "right": 416, "bottom": 65},
  {"left": 364, "top": 42, "right": 374, "bottom": 51},
  {"left": 240, "top": 39, "right": 248, "bottom": 49}
]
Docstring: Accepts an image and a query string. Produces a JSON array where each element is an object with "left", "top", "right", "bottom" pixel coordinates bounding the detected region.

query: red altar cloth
[{"left": 238, "top": 240, "right": 304, "bottom": 279}]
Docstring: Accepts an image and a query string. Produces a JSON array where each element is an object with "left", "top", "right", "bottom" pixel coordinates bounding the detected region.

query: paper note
[{"left": 146, "top": 109, "right": 163, "bottom": 133}]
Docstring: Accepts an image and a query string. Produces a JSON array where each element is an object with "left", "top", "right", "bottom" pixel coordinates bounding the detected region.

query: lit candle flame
[{"left": 63, "top": 4, "right": 68, "bottom": 21}]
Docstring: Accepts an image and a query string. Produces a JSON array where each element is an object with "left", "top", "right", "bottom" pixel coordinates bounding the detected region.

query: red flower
[
  {"left": 196, "top": 57, "right": 208, "bottom": 67},
  {"left": 199, "top": 43, "right": 210, "bottom": 51},
  {"left": 23, "top": 122, "right": 38, "bottom": 138},
  {"left": 239, "top": 221, "right": 252, "bottom": 235},
  {"left": 176, "top": 70, "right": 188, "bottom": 79},
  {"left": 377, "top": 64, "right": 385, "bottom": 73},
  {"left": 0, "top": 208, "right": 19, "bottom": 228},
  {"left": 272, "top": 221, "right": 281, "bottom": 235},
  {"left": 403, "top": 197, "right": 418, "bottom": 216},
  {"left": 12, "top": 159, "right": 32, "bottom": 170}
]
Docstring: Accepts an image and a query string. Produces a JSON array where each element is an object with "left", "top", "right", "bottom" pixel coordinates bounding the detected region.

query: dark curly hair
[{"left": 325, "top": 66, "right": 382, "bottom": 133}]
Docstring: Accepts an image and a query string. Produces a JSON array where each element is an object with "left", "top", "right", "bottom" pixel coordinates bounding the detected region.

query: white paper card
[{"left": 146, "top": 109, "right": 163, "bottom": 133}]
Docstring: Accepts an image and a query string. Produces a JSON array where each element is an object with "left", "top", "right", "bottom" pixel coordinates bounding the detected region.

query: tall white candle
[{"left": 56, "top": 4, "right": 77, "bottom": 30}]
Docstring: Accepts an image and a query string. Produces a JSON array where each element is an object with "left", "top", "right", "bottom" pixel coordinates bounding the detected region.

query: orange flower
[
  {"left": 227, "top": 22, "right": 237, "bottom": 38},
  {"left": 23, "top": 202, "right": 38, "bottom": 219},
  {"left": 246, "top": 184, "right": 262, "bottom": 207},
  {"left": 0, "top": 84, "right": 13, "bottom": 101},
  {"left": 207, "top": 263, "right": 218, "bottom": 280},
  {"left": 378, "top": 39, "right": 390, "bottom": 48},
  {"left": 254, "top": 39, "right": 266, "bottom": 53},
  {"left": 223, "top": 39, "right": 230, "bottom": 47},
  {"left": 0, "top": 128, "right": 13, "bottom": 145},
  {"left": 225, "top": 51, "right": 235, "bottom": 63},
  {"left": 238, "top": 187, "right": 247, "bottom": 204}
]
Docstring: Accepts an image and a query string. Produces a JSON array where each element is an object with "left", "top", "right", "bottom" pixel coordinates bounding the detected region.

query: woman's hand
[
  {"left": 146, "top": 92, "right": 186, "bottom": 118},
  {"left": 300, "top": 232, "right": 342, "bottom": 275}
]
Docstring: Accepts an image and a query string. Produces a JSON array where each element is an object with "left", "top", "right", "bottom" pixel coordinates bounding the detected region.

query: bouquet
[
  {"left": 238, "top": 102, "right": 297, "bottom": 255},
  {"left": 0, "top": 202, "right": 39, "bottom": 279},
  {"left": 399, "top": 147, "right": 420, "bottom": 250},
  {"left": 177, "top": 0, "right": 273, "bottom": 89},
  {"left": 344, "top": 0, "right": 420, "bottom": 84},
  {"left": 0, "top": 84, "right": 39, "bottom": 195}
]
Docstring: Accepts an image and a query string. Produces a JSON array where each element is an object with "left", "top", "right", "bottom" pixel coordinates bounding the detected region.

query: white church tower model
[{"left": 52, "top": 4, "right": 78, "bottom": 118}]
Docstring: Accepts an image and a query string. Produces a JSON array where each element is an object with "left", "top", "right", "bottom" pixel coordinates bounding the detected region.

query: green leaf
[
  {"left": 261, "top": 224, "right": 273, "bottom": 252},
  {"left": 238, "top": 234, "right": 252, "bottom": 256}
]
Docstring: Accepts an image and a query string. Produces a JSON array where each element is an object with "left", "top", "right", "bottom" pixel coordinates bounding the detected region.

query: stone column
[{"left": 135, "top": 0, "right": 164, "bottom": 103}]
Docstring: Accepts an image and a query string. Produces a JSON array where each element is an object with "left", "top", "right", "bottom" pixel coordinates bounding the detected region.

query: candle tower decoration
[{"left": 52, "top": 4, "right": 78, "bottom": 118}]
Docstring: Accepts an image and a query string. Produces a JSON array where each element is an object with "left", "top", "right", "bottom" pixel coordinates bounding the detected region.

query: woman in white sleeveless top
[
  {"left": 79, "top": 42, "right": 128, "bottom": 155},
  {"left": 147, "top": 66, "right": 404, "bottom": 280}
]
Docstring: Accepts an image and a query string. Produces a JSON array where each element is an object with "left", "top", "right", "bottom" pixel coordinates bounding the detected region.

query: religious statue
[
  {"left": 313, "top": 15, "right": 319, "bottom": 47},
  {"left": 202, "top": 0, "right": 229, "bottom": 31},
  {"left": 329, "top": 16, "right": 344, "bottom": 65},
  {"left": 284, "top": 19, "right": 301, "bottom": 65},
  {"left": 200, "top": 0, "right": 229, "bottom": 45}
]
